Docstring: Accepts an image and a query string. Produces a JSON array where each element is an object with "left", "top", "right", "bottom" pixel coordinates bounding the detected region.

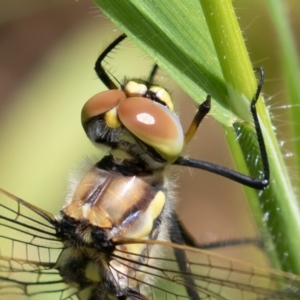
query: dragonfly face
[
  {"left": 81, "top": 80, "right": 184, "bottom": 166},
  {"left": 0, "top": 34, "right": 300, "bottom": 300}
]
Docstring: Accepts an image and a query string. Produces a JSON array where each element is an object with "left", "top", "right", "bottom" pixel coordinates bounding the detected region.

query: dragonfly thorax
[
  {"left": 57, "top": 155, "right": 175, "bottom": 299},
  {"left": 62, "top": 158, "right": 168, "bottom": 240}
]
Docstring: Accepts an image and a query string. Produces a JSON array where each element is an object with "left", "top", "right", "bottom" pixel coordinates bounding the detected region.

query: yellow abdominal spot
[
  {"left": 126, "top": 191, "right": 166, "bottom": 240},
  {"left": 124, "top": 243, "right": 147, "bottom": 259},
  {"left": 85, "top": 261, "right": 101, "bottom": 282}
]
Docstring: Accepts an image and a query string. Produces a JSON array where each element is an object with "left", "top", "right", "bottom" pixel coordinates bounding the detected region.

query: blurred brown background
[{"left": 0, "top": 0, "right": 299, "bottom": 267}]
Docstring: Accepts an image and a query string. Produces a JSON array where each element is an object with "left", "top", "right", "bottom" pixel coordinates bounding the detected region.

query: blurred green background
[{"left": 0, "top": 0, "right": 299, "bottom": 267}]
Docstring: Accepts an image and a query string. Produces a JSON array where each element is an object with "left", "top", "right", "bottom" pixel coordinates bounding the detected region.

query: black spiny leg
[
  {"left": 175, "top": 68, "right": 270, "bottom": 189},
  {"left": 95, "top": 34, "right": 127, "bottom": 90}
]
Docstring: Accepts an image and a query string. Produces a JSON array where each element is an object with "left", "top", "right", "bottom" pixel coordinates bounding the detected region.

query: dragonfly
[{"left": 0, "top": 33, "right": 299, "bottom": 300}]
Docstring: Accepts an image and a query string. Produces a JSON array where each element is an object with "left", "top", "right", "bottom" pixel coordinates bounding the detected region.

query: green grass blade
[
  {"left": 266, "top": 0, "right": 300, "bottom": 178},
  {"left": 200, "top": 0, "right": 300, "bottom": 274},
  {"left": 94, "top": 0, "right": 300, "bottom": 274},
  {"left": 94, "top": 0, "right": 237, "bottom": 125}
]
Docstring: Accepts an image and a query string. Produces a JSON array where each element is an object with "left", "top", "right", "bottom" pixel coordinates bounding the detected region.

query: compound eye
[
  {"left": 149, "top": 86, "right": 174, "bottom": 111},
  {"left": 81, "top": 90, "right": 126, "bottom": 125},
  {"left": 118, "top": 97, "right": 184, "bottom": 164}
]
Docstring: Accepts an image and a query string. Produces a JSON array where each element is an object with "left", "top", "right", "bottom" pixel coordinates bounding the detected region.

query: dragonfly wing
[
  {"left": 0, "top": 188, "right": 82, "bottom": 300},
  {"left": 0, "top": 272, "right": 80, "bottom": 300},
  {"left": 0, "top": 187, "right": 63, "bottom": 268},
  {"left": 111, "top": 238, "right": 300, "bottom": 300}
]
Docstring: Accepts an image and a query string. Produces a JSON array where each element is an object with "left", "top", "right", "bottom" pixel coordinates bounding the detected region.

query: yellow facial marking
[
  {"left": 149, "top": 86, "right": 173, "bottom": 111},
  {"left": 104, "top": 107, "right": 121, "bottom": 128},
  {"left": 124, "top": 81, "right": 147, "bottom": 96}
]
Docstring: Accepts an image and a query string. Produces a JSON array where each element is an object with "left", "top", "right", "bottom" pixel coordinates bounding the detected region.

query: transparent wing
[
  {"left": 0, "top": 188, "right": 82, "bottom": 300},
  {"left": 111, "top": 238, "right": 300, "bottom": 300},
  {"left": 2, "top": 187, "right": 300, "bottom": 300},
  {"left": 0, "top": 271, "right": 81, "bottom": 300}
]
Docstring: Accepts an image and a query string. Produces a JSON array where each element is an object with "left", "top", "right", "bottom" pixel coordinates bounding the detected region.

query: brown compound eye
[
  {"left": 117, "top": 97, "right": 184, "bottom": 164},
  {"left": 81, "top": 90, "right": 126, "bottom": 125},
  {"left": 81, "top": 90, "right": 127, "bottom": 139}
]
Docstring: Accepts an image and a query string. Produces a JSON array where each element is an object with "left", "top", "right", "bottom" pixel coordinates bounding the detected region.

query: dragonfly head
[{"left": 81, "top": 80, "right": 184, "bottom": 168}]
